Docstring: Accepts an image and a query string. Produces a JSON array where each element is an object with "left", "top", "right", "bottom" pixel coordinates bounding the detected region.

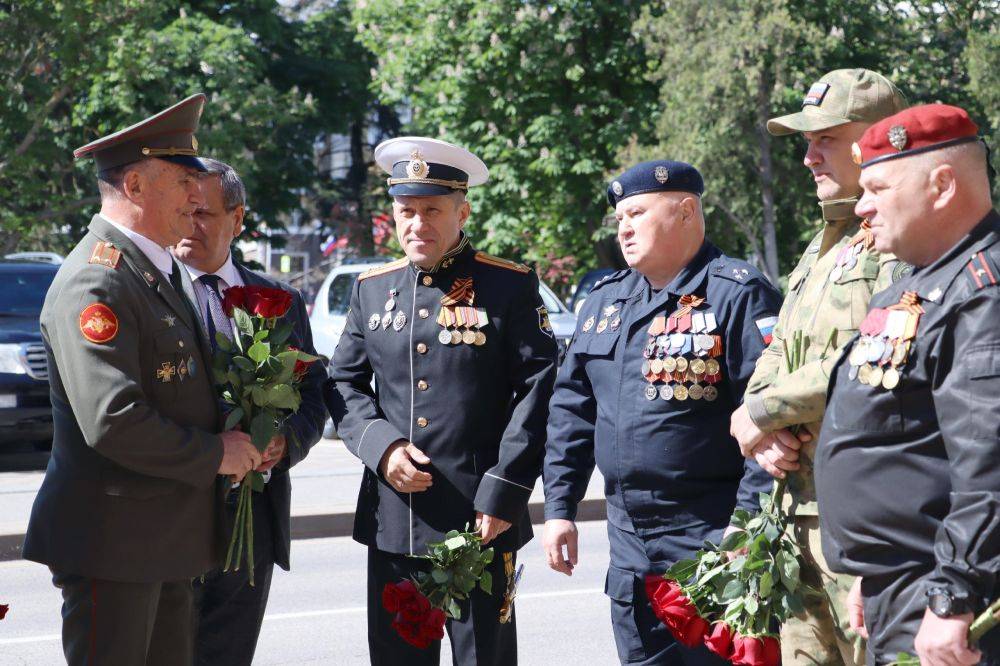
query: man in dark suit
[
  {"left": 23, "top": 96, "right": 261, "bottom": 666},
  {"left": 173, "top": 158, "right": 326, "bottom": 666}
]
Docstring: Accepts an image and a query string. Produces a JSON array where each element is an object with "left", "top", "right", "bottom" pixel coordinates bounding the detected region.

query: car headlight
[{"left": 0, "top": 344, "right": 28, "bottom": 374}]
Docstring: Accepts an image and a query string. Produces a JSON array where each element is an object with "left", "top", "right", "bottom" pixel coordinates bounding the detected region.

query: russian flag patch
[{"left": 755, "top": 316, "right": 778, "bottom": 345}]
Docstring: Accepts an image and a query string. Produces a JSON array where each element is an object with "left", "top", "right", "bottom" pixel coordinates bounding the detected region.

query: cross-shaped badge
[{"left": 156, "top": 362, "right": 177, "bottom": 382}]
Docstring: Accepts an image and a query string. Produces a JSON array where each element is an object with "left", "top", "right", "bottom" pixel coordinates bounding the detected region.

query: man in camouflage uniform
[{"left": 729, "top": 69, "right": 907, "bottom": 666}]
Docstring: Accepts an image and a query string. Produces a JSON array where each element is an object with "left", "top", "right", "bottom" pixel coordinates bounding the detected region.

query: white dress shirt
[
  {"left": 183, "top": 253, "right": 245, "bottom": 330},
  {"left": 100, "top": 214, "right": 175, "bottom": 279}
]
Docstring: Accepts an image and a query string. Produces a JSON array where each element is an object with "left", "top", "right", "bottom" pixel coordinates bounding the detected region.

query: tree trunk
[
  {"left": 754, "top": 71, "right": 781, "bottom": 284},
  {"left": 348, "top": 118, "right": 374, "bottom": 257}
]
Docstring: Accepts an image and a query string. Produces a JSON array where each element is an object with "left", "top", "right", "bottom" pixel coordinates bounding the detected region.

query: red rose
[
  {"left": 0, "top": 603, "right": 8, "bottom": 620},
  {"left": 287, "top": 346, "right": 317, "bottom": 380},
  {"left": 392, "top": 615, "right": 429, "bottom": 648},
  {"left": 382, "top": 579, "right": 421, "bottom": 613},
  {"left": 644, "top": 575, "right": 709, "bottom": 648},
  {"left": 419, "top": 607, "right": 447, "bottom": 643},
  {"left": 703, "top": 622, "right": 735, "bottom": 659},
  {"left": 244, "top": 286, "right": 293, "bottom": 318},
  {"left": 731, "top": 633, "right": 781, "bottom": 666},
  {"left": 221, "top": 285, "right": 247, "bottom": 316}
]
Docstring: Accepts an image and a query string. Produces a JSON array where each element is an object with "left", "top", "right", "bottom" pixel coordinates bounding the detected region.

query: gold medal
[
  {"left": 451, "top": 330, "right": 463, "bottom": 345},
  {"left": 858, "top": 364, "right": 872, "bottom": 384},
  {"left": 881, "top": 367, "right": 900, "bottom": 390},
  {"left": 474, "top": 330, "right": 486, "bottom": 346},
  {"left": 891, "top": 341, "right": 909, "bottom": 366},
  {"left": 705, "top": 359, "right": 720, "bottom": 375},
  {"left": 675, "top": 357, "right": 689, "bottom": 373},
  {"left": 650, "top": 358, "right": 664, "bottom": 375},
  {"left": 690, "top": 358, "right": 706, "bottom": 375},
  {"left": 688, "top": 384, "right": 704, "bottom": 400},
  {"left": 868, "top": 365, "right": 884, "bottom": 388},
  {"left": 438, "top": 329, "right": 453, "bottom": 345},
  {"left": 662, "top": 357, "right": 677, "bottom": 373},
  {"left": 462, "top": 329, "right": 477, "bottom": 345},
  {"left": 703, "top": 385, "right": 718, "bottom": 401},
  {"left": 673, "top": 385, "right": 689, "bottom": 401}
]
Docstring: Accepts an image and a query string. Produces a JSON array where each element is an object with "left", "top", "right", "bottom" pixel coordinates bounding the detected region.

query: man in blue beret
[{"left": 542, "top": 160, "right": 781, "bottom": 664}]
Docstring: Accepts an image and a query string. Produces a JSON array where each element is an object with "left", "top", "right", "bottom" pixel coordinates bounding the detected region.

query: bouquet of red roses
[
  {"left": 645, "top": 333, "right": 817, "bottom": 666},
  {"left": 212, "top": 285, "right": 319, "bottom": 585},
  {"left": 382, "top": 528, "right": 495, "bottom": 649}
]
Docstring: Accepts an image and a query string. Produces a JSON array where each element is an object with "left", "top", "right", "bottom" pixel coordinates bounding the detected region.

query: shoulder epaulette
[
  {"left": 358, "top": 258, "right": 408, "bottom": 281},
  {"left": 474, "top": 251, "right": 531, "bottom": 274},
  {"left": 964, "top": 251, "right": 998, "bottom": 290},
  {"left": 88, "top": 241, "right": 121, "bottom": 269},
  {"left": 713, "top": 259, "right": 762, "bottom": 286},
  {"left": 591, "top": 269, "right": 629, "bottom": 292}
]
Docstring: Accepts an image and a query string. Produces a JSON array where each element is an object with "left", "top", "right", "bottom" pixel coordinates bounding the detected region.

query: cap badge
[
  {"left": 888, "top": 125, "right": 908, "bottom": 151},
  {"left": 191, "top": 135, "right": 199, "bottom": 152},
  {"left": 406, "top": 149, "right": 430, "bottom": 179},
  {"left": 611, "top": 181, "right": 623, "bottom": 197},
  {"left": 851, "top": 142, "right": 863, "bottom": 165},
  {"left": 802, "top": 82, "right": 831, "bottom": 107},
  {"left": 654, "top": 166, "right": 669, "bottom": 183}
]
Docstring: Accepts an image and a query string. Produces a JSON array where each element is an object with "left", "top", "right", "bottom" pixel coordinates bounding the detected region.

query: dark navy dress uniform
[
  {"left": 544, "top": 160, "right": 779, "bottom": 665},
  {"left": 326, "top": 137, "right": 557, "bottom": 666},
  {"left": 815, "top": 105, "right": 1000, "bottom": 665}
]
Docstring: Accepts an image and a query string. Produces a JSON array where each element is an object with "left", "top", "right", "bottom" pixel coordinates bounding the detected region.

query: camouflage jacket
[{"left": 744, "top": 215, "right": 904, "bottom": 515}]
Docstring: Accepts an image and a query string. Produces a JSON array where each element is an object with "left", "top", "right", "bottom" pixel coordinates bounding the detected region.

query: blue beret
[{"left": 607, "top": 160, "right": 705, "bottom": 207}]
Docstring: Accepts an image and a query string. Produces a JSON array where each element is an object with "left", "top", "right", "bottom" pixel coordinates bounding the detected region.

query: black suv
[{"left": 0, "top": 260, "right": 58, "bottom": 450}]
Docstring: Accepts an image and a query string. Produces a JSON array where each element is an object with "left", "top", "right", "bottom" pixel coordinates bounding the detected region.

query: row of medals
[
  {"left": 828, "top": 240, "right": 865, "bottom": 283},
  {"left": 437, "top": 304, "right": 488, "bottom": 346},
  {"left": 847, "top": 335, "right": 909, "bottom": 390},
  {"left": 642, "top": 335, "right": 723, "bottom": 402}
]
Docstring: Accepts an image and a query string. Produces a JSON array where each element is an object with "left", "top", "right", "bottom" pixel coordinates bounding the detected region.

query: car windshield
[{"left": 0, "top": 270, "right": 55, "bottom": 315}]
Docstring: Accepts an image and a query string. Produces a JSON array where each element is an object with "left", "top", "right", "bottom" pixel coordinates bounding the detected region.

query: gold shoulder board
[
  {"left": 474, "top": 251, "right": 531, "bottom": 274},
  {"left": 88, "top": 241, "right": 121, "bottom": 269},
  {"left": 358, "top": 257, "right": 408, "bottom": 281}
]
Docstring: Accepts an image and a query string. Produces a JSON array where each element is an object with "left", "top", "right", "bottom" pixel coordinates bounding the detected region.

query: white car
[{"left": 310, "top": 258, "right": 576, "bottom": 362}]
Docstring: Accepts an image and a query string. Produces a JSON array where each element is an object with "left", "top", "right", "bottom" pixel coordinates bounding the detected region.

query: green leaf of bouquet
[
  {"left": 232, "top": 356, "right": 256, "bottom": 372},
  {"left": 759, "top": 571, "right": 774, "bottom": 598},
  {"left": 479, "top": 570, "right": 492, "bottom": 595},
  {"left": 431, "top": 568, "right": 449, "bottom": 584},
  {"left": 253, "top": 329, "right": 269, "bottom": 342},
  {"left": 216, "top": 332, "right": 233, "bottom": 351},
  {"left": 233, "top": 308, "right": 254, "bottom": 338},
  {"left": 250, "top": 411, "right": 276, "bottom": 449},
  {"left": 721, "top": 578, "right": 744, "bottom": 602},
  {"left": 251, "top": 386, "right": 270, "bottom": 407},
  {"left": 481, "top": 548, "right": 494, "bottom": 564},
  {"left": 247, "top": 342, "right": 271, "bottom": 365},
  {"left": 763, "top": 519, "right": 781, "bottom": 542},
  {"left": 745, "top": 516, "right": 763, "bottom": 532},
  {"left": 265, "top": 384, "right": 299, "bottom": 410},
  {"left": 777, "top": 551, "right": 800, "bottom": 592},
  {"left": 444, "top": 535, "right": 467, "bottom": 550},
  {"left": 447, "top": 598, "right": 461, "bottom": 620},
  {"left": 227, "top": 370, "right": 242, "bottom": 387},
  {"left": 759, "top": 492, "right": 772, "bottom": 511},
  {"left": 745, "top": 595, "right": 759, "bottom": 614},
  {"left": 718, "top": 530, "right": 748, "bottom": 552},
  {"left": 723, "top": 598, "right": 744, "bottom": 623},
  {"left": 213, "top": 368, "right": 228, "bottom": 385},
  {"left": 270, "top": 321, "right": 294, "bottom": 348},
  {"left": 224, "top": 407, "right": 244, "bottom": 431}
]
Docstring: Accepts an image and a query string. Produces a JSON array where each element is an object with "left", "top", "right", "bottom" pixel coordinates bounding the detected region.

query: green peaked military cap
[
  {"left": 73, "top": 93, "right": 207, "bottom": 172},
  {"left": 767, "top": 69, "right": 906, "bottom": 136}
]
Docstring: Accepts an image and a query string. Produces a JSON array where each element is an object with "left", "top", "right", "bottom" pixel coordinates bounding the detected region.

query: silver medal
[
  {"left": 393, "top": 311, "right": 407, "bottom": 331},
  {"left": 368, "top": 313, "right": 380, "bottom": 330}
]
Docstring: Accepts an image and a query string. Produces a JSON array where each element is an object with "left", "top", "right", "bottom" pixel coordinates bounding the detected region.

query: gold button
[
  {"left": 416, "top": 343, "right": 428, "bottom": 354},
  {"left": 417, "top": 417, "right": 428, "bottom": 428},
  {"left": 417, "top": 380, "right": 428, "bottom": 391},
  {"left": 178, "top": 341, "right": 184, "bottom": 348},
  {"left": 422, "top": 276, "right": 432, "bottom": 286},
  {"left": 419, "top": 308, "right": 430, "bottom": 319}
]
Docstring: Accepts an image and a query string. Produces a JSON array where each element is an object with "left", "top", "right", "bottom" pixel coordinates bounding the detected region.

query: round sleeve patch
[{"left": 79, "top": 303, "right": 119, "bottom": 344}]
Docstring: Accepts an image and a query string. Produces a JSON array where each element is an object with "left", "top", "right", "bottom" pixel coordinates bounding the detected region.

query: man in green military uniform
[
  {"left": 23, "top": 94, "right": 261, "bottom": 666},
  {"left": 728, "top": 69, "right": 906, "bottom": 666}
]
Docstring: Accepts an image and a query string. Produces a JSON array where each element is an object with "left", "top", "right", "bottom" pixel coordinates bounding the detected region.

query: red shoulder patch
[{"left": 79, "top": 303, "right": 119, "bottom": 344}]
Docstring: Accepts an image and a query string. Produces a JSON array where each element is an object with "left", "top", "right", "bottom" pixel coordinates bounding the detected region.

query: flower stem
[
  {"left": 970, "top": 598, "right": 1000, "bottom": 642},
  {"left": 247, "top": 489, "right": 256, "bottom": 587}
]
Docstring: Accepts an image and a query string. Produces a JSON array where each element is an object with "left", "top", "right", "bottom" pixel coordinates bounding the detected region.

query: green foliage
[{"left": 413, "top": 527, "right": 496, "bottom": 619}]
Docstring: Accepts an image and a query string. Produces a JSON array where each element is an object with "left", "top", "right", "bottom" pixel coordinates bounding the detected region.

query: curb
[{"left": 0, "top": 498, "right": 606, "bottom": 563}]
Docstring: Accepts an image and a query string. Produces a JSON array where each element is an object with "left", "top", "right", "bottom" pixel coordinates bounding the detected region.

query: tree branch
[
  {"left": 14, "top": 84, "right": 72, "bottom": 158},
  {"left": 33, "top": 196, "right": 100, "bottom": 222}
]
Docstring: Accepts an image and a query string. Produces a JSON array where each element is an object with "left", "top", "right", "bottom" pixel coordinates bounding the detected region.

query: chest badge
[
  {"left": 161, "top": 314, "right": 176, "bottom": 328},
  {"left": 368, "top": 313, "right": 381, "bottom": 331},
  {"left": 849, "top": 291, "right": 923, "bottom": 390},
  {"left": 79, "top": 303, "right": 119, "bottom": 344},
  {"left": 156, "top": 361, "right": 177, "bottom": 383}
]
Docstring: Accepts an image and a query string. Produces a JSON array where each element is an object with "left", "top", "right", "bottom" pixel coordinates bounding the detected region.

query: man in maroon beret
[{"left": 814, "top": 103, "right": 999, "bottom": 666}]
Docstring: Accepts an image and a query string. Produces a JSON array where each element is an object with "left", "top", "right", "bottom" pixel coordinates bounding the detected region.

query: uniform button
[
  {"left": 178, "top": 341, "right": 184, "bottom": 348},
  {"left": 422, "top": 276, "right": 433, "bottom": 286},
  {"left": 417, "top": 417, "right": 429, "bottom": 428},
  {"left": 417, "top": 380, "right": 428, "bottom": 391},
  {"left": 419, "top": 308, "right": 430, "bottom": 319},
  {"left": 416, "top": 343, "right": 428, "bottom": 354}
]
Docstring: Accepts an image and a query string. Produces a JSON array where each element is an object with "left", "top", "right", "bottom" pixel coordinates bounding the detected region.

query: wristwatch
[{"left": 926, "top": 587, "right": 975, "bottom": 618}]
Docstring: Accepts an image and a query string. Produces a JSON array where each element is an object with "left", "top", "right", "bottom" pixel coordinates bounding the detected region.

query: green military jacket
[
  {"left": 744, "top": 215, "right": 903, "bottom": 516},
  {"left": 23, "top": 215, "right": 225, "bottom": 582}
]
